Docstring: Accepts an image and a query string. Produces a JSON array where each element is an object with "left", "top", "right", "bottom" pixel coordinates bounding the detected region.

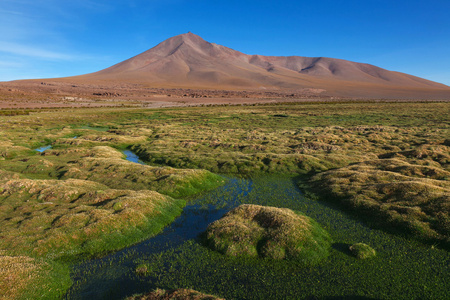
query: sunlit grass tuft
[{"left": 203, "top": 204, "right": 332, "bottom": 263}]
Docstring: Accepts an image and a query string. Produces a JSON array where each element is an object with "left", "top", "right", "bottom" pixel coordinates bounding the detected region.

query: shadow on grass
[{"left": 331, "top": 242, "right": 352, "bottom": 257}]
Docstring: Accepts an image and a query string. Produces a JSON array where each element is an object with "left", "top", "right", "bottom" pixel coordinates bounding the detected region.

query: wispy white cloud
[
  {"left": 0, "top": 0, "right": 183, "bottom": 81},
  {"left": 0, "top": 60, "right": 24, "bottom": 68},
  {"left": 0, "top": 0, "right": 98, "bottom": 81},
  {"left": 0, "top": 42, "right": 75, "bottom": 60}
]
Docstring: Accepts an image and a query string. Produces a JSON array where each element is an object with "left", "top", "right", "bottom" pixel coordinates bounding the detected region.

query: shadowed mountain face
[{"left": 55, "top": 33, "right": 450, "bottom": 98}]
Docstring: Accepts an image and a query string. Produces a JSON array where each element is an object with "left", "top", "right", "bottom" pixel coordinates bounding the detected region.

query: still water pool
[
  {"left": 35, "top": 145, "right": 52, "bottom": 152},
  {"left": 123, "top": 150, "right": 145, "bottom": 165}
]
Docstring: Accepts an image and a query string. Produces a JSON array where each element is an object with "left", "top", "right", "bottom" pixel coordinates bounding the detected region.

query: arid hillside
[
  {"left": 2, "top": 32, "right": 450, "bottom": 101},
  {"left": 65, "top": 32, "right": 450, "bottom": 99}
]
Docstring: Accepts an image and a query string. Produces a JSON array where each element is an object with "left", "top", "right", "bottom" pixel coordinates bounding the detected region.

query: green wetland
[
  {"left": 0, "top": 101, "right": 449, "bottom": 299},
  {"left": 66, "top": 176, "right": 449, "bottom": 299}
]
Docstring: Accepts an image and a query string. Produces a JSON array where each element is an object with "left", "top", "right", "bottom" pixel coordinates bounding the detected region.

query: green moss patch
[{"left": 203, "top": 204, "right": 331, "bottom": 262}]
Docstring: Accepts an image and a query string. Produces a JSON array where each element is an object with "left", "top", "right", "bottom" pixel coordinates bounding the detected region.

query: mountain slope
[{"left": 66, "top": 32, "right": 450, "bottom": 98}]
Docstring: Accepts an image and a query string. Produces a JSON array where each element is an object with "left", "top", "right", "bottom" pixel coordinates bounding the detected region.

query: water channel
[{"left": 64, "top": 152, "right": 449, "bottom": 299}]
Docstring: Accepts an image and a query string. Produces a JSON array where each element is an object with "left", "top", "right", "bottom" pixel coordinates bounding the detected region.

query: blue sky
[{"left": 1, "top": 0, "right": 449, "bottom": 85}]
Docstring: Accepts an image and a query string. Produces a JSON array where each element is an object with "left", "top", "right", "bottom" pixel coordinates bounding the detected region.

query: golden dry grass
[
  {"left": 55, "top": 146, "right": 223, "bottom": 198},
  {"left": 0, "top": 251, "right": 40, "bottom": 300},
  {"left": 1, "top": 144, "right": 224, "bottom": 198}
]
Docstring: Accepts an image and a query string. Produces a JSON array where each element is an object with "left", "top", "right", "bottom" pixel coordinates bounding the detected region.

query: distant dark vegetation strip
[{"left": 0, "top": 109, "right": 30, "bottom": 116}]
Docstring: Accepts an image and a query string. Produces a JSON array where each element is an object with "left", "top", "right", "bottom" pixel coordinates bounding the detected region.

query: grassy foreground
[
  {"left": 0, "top": 109, "right": 224, "bottom": 298},
  {"left": 0, "top": 101, "right": 448, "bottom": 298},
  {"left": 121, "top": 177, "right": 448, "bottom": 300}
]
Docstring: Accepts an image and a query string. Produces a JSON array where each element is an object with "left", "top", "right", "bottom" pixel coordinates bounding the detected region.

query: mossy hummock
[
  {"left": 0, "top": 178, "right": 186, "bottom": 259},
  {"left": 203, "top": 204, "right": 332, "bottom": 263}
]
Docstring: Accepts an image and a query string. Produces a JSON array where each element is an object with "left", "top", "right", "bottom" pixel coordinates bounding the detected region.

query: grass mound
[
  {"left": 57, "top": 146, "right": 224, "bottom": 198},
  {"left": 126, "top": 288, "right": 224, "bottom": 300},
  {"left": 349, "top": 243, "right": 376, "bottom": 259},
  {"left": 1, "top": 146, "right": 225, "bottom": 198},
  {"left": 308, "top": 158, "right": 450, "bottom": 248},
  {"left": 203, "top": 204, "right": 332, "bottom": 262},
  {"left": 0, "top": 175, "right": 186, "bottom": 299},
  {"left": 0, "top": 178, "right": 185, "bottom": 259},
  {"left": 0, "top": 141, "right": 36, "bottom": 160}
]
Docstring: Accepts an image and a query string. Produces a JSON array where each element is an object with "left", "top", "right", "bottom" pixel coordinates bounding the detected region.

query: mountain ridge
[{"left": 8, "top": 32, "right": 450, "bottom": 99}]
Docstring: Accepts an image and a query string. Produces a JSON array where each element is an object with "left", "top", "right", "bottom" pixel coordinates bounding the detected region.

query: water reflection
[
  {"left": 123, "top": 150, "right": 145, "bottom": 165},
  {"left": 35, "top": 145, "right": 52, "bottom": 152}
]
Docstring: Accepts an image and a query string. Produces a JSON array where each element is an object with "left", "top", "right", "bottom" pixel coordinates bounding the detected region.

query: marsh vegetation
[
  {"left": 0, "top": 101, "right": 448, "bottom": 299},
  {"left": 66, "top": 176, "right": 449, "bottom": 299}
]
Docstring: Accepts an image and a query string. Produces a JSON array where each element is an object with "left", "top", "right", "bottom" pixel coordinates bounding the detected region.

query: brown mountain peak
[
  {"left": 163, "top": 32, "right": 205, "bottom": 46},
  {"left": 179, "top": 31, "right": 203, "bottom": 41},
  {"left": 67, "top": 33, "right": 450, "bottom": 99},
  {"left": 147, "top": 32, "right": 214, "bottom": 58}
]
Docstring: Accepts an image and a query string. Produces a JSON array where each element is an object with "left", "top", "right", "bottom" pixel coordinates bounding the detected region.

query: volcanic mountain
[{"left": 26, "top": 32, "right": 450, "bottom": 99}]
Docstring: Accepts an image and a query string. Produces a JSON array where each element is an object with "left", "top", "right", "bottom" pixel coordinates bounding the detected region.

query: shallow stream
[
  {"left": 65, "top": 177, "right": 251, "bottom": 299},
  {"left": 64, "top": 153, "right": 449, "bottom": 299}
]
